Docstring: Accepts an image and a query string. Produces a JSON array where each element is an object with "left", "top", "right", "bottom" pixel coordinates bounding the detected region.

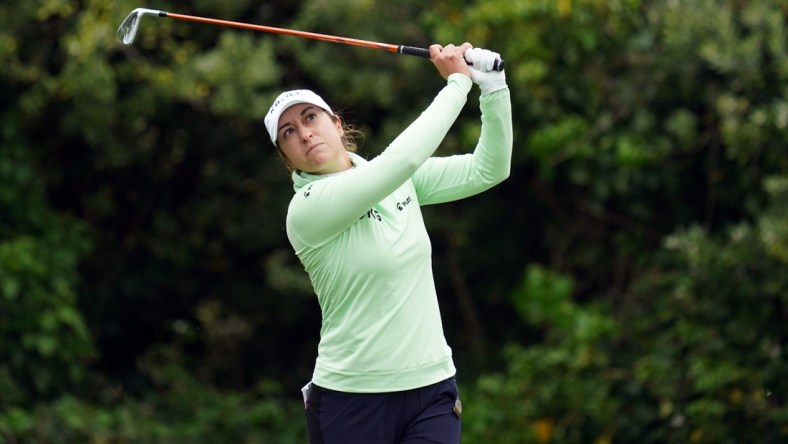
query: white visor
[{"left": 264, "top": 89, "right": 334, "bottom": 144}]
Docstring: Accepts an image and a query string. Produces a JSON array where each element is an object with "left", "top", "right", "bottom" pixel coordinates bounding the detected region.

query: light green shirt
[{"left": 287, "top": 74, "right": 512, "bottom": 392}]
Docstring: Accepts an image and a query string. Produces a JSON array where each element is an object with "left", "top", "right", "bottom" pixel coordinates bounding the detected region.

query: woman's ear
[{"left": 333, "top": 115, "right": 344, "bottom": 137}]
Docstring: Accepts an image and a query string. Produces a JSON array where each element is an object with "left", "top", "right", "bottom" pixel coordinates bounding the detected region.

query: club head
[{"left": 117, "top": 8, "right": 163, "bottom": 45}]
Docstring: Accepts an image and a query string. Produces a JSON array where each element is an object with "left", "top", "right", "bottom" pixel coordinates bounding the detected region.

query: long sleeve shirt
[{"left": 286, "top": 74, "right": 512, "bottom": 392}]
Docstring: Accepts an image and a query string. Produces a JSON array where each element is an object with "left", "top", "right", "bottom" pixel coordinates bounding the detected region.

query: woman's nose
[{"left": 298, "top": 126, "right": 312, "bottom": 141}]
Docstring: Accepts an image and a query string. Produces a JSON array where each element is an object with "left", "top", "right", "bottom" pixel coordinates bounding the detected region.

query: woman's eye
[
  {"left": 305, "top": 113, "right": 317, "bottom": 121},
  {"left": 282, "top": 127, "right": 294, "bottom": 138}
]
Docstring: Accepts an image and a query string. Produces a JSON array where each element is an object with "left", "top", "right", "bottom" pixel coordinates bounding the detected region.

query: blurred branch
[{"left": 445, "top": 230, "right": 484, "bottom": 351}]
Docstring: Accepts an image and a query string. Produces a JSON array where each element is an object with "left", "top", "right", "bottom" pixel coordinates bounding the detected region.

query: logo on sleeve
[{"left": 303, "top": 185, "right": 313, "bottom": 198}]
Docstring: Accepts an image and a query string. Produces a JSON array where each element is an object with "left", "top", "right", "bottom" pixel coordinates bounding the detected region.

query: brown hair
[{"left": 274, "top": 110, "right": 365, "bottom": 175}]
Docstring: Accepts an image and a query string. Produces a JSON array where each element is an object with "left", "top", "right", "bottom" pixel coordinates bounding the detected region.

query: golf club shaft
[{"left": 159, "top": 11, "right": 503, "bottom": 71}]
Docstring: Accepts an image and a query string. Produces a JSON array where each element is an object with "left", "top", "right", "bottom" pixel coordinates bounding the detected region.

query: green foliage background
[{"left": 1, "top": 0, "right": 786, "bottom": 442}]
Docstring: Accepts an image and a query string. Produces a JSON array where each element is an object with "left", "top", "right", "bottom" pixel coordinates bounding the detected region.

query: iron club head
[{"left": 117, "top": 8, "right": 164, "bottom": 45}]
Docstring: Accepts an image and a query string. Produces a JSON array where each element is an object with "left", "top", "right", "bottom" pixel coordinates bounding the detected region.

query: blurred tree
[
  {"left": 0, "top": 0, "right": 786, "bottom": 442},
  {"left": 0, "top": 144, "right": 94, "bottom": 404},
  {"left": 0, "top": 0, "right": 96, "bottom": 408}
]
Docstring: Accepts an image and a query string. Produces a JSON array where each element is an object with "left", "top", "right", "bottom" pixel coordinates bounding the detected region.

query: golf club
[{"left": 118, "top": 8, "right": 504, "bottom": 71}]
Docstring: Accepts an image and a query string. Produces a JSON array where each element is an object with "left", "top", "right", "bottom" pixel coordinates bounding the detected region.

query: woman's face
[{"left": 276, "top": 104, "right": 351, "bottom": 174}]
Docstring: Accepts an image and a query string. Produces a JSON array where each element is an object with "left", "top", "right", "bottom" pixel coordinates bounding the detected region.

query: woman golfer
[{"left": 264, "top": 43, "right": 512, "bottom": 444}]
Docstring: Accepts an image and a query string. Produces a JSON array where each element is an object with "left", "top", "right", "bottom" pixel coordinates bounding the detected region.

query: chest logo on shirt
[
  {"left": 360, "top": 208, "right": 382, "bottom": 222},
  {"left": 358, "top": 194, "right": 413, "bottom": 223},
  {"left": 397, "top": 196, "right": 413, "bottom": 211},
  {"left": 303, "top": 185, "right": 313, "bottom": 198}
]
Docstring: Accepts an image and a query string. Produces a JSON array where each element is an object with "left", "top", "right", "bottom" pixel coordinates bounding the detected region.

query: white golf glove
[{"left": 464, "top": 48, "right": 507, "bottom": 95}]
